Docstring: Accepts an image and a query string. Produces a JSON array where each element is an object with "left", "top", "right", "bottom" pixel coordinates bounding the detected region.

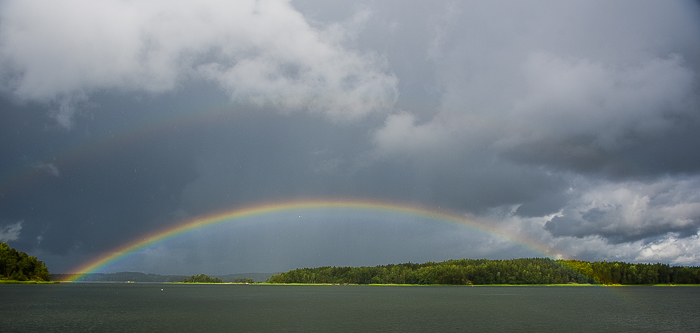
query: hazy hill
[
  {"left": 52, "top": 271, "right": 276, "bottom": 282},
  {"left": 216, "top": 273, "right": 276, "bottom": 283}
]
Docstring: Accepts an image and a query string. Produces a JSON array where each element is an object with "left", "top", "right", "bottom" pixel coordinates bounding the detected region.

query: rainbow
[{"left": 64, "top": 199, "right": 553, "bottom": 281}]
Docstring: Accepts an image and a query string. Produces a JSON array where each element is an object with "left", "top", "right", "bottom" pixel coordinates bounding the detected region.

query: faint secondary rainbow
[
  {"left": 0, "top": 101, "right": 233, "bottom": 198},
  {"left": 64, "top": 199, "right": 554, "bottom": 281}
]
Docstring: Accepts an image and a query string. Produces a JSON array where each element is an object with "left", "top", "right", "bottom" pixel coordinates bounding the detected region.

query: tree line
[
  {"left": 181, "top": 274, "right": 223, "bottom": 283},
  {"left": 267, "top": 258, "right": 700, "bottom": 285},
  {"left": 1, "top": 242, "right": 51, "bottom": 281},
  {"left": 179, "top": 274, "right": 256, "bottom": 283}
]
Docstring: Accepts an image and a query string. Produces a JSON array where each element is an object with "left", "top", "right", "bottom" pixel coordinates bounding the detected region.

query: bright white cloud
[
  {"left": 483, "top": 175, "right": 700, "bottom": 265},
  {"left": 553, "top": 232, "right": 700, "bottom": 266},
  {"left": 0, "top": 221, "right": 22, "bottom": 242},
  {"left": 544, "top": 176, "right": 700, "bottom": 242},
  {"left": 0, "top": 0, "right": 397, "bottom": 126},
  {"left": 635, "top": 233, "right": 700, "bottom": 265}
]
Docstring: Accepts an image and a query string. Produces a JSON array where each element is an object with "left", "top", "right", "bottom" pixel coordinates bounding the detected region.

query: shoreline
[
  {"left": 38, "top": 281, "right": 700, "bottom": 287},
  {"left": 257, "top": 283, "right": 700, "bottom": 287},
  {"left": 0, "top": 280, "right": 60, "bottom": 284}
]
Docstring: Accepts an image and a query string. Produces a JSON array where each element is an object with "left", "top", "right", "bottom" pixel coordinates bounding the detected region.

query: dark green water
[{"left": 1, "top": 284, "right": 698, "bottom": 332}]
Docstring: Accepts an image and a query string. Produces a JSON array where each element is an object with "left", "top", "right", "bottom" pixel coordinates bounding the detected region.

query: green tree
[
  {"left": 181, "top": 274, "right": 222, "bottom": 283},
  {"left": 1, "top": 242, "right": 51, "bottom": 281},
  {"left": 265, "top": 257, "right": 700, "bottom": 286}
]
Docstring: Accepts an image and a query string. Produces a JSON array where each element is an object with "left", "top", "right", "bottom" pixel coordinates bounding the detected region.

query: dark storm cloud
[
  {"left": 368, "top": 7, "right": 700, "bottom": 177},
  {"left": 363, "top": 1, "right": 700, "bottom": 246},
  {"left": 0, "top": 91, "right": 203, "bottom": 256},
  {"left": 177, "top": 112, "right": 374, "bottom": 213},
  {"left": 1, "top": 0, "right": 700, "bottom": 272}
]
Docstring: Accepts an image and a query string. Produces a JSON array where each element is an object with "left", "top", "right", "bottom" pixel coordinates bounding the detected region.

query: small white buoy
[{"left": 161, "top": 288, "right": 163, "bottom": 291}]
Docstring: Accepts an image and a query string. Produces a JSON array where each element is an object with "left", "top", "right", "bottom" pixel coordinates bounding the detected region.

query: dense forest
[
  {"left": 0, "top": 242, "right": 51, "bottom": 281},
  {"left": 181, "top": 274, "right": 223, "bottom": 283},
  {"left": 267, "top": 258, "right": 700, "bottom": 285}
]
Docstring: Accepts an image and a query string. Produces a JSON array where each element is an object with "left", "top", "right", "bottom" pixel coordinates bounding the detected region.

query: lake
[{"left": 1, "top": 284, "right": 698, "bottom": 332}]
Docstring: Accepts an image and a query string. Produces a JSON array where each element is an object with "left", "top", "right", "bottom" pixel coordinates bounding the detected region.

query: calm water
[{"left": 1, "top": 283, "right": 698, "bottom": 332}]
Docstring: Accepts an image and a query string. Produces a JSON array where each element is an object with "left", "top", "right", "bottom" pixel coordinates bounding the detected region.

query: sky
[{"left": 1, "top": 0, "right": 700, "bottom": 275}]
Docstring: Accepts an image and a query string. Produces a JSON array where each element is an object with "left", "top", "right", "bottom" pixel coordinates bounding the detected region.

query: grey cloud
[
  {"left": 177, "top": 112, "right": 377, "bottom": 214},
  {"left": 374, "top": 40, "right": 700, "bottom": 178},
  {"left": 372, "top": 112, "right": 453, "bottom": 157},
  {"left": 359, "top": 0, "right": 700, "bottom": 263},
  {"left": 363, "top": 0, "right": 700, "bottom": 171},
  {"left": 0, "top": 221, "right": 22, "bottom": 242},
  {"left": 635, "top": 234, "right": 700, "bottom": 265},
  {"left": 497, "top": 53, "right": 698, "bottom": 166},
  {"left": 0, "top": 0, "right": 397, "bottom": 127},
  {"left": 544, "top": 177, "right": 700, "bottom": 243},
  {"left": 33, "top": 163, "right": 60, "bottom": 178}
]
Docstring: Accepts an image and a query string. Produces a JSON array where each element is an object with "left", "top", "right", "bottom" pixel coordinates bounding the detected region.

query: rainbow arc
[{"left": 64, "top": 199, "right": 553, "bottom": 281}]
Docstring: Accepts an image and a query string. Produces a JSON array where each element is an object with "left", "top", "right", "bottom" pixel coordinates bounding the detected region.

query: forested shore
[
  {"left": 267, "top": 258, "right": 700, "bottom": 285},
  {"left": 1, "top": 242, "right": 51, "bottom": 282}
]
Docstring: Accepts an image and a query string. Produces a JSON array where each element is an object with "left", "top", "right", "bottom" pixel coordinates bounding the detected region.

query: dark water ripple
[{"left": 1, "top": 284, "right": 698, "bottom": 332}]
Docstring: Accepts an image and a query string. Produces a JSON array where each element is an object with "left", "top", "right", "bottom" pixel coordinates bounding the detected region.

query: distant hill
[
  {"left": 52, "top": 271, "right": 276, "bottom": 283},
  {"left": 216, "top": 273, "right": 276, "bottom": 283},
  {"left": 51, "top": 272, "right": 188, "bottom": 282}
]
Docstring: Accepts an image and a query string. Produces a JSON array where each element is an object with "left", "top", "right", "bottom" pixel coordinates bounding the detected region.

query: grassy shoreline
[
  {"left": 170, "top": 282, "right": 700, "bottom": 287},
  {"left": 0, "top": 280, "right": 60, "bottom": 284},
  {"left": 262, "top": 282, "right": 700, "bottom": 287},
  {"left": 32, "top": 280, "right": 700, "bottom": 286}
]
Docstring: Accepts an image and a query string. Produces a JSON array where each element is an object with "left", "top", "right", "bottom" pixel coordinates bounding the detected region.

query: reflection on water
[{"left": 1, "top": 284, "right": 699, "bottom": 332}]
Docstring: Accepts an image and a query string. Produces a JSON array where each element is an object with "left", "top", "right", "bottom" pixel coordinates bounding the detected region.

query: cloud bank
[
  {"left": 0, "top": 0, "right": 397, "bottom": 127},
  {"left": 545, "top": 177, "right": 700, "bottom": 242},
  {"left": 366, "top": 0, "right": 700, "bottom": 264}
]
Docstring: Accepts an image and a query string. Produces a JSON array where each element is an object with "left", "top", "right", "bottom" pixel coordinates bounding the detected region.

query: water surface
[{"left": 1, "top": 284, "right": 698, "bottom": 332}]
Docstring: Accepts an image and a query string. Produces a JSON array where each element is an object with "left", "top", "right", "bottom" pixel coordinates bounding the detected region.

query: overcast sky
[{"left": 1, "top": 0, "right": 700, "bottom": 275}]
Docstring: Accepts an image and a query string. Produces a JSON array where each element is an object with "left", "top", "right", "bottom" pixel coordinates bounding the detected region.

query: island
[
  {"left": 180, "top": 274, "right": 223, "bottom": 283},
  {"left": 1, "top": 242, "right": 52, "bottom": 283},
  {"left": 267, "top": 258, "right": 700, "bottom": 285}
]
